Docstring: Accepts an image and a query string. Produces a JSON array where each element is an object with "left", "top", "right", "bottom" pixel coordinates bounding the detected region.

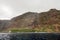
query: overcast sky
[{"left": 0, "top": 0, "right": 60, "bottom": 20}]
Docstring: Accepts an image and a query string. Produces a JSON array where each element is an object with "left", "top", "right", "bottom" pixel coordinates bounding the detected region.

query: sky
[{"left": 0, "top": 0, "right": 60, "bottom": 20}]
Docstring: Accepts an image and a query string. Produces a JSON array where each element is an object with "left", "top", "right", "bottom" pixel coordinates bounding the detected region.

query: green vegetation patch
[{"left": 11, "top": 29, "right": 36, "bottom": 32}]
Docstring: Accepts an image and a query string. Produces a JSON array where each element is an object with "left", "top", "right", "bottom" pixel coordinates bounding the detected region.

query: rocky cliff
[{"left": 0, "top": 9, "right": 60, "bottom": 32}]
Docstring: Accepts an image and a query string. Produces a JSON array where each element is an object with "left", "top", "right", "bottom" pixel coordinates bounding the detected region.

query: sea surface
[{"left": 0, "top": 32, "right": 60, "bottom": 40}]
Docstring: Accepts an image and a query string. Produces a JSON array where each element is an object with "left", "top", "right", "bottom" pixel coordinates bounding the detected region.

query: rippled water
[{"left": 0, "top": 33, "right": 60, "bottom": 40}]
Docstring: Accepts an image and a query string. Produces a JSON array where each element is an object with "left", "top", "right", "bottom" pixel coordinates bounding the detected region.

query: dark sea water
[{"left": 0, "top": 33, "right": 60, "bottom": 40}]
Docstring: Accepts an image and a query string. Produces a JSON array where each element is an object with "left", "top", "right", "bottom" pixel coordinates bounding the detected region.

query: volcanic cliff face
[
  {"left": 0, "top": 9, "right": 60, "bottom": 32},
  {"left": 9, "top": 12, "right": 39, "bottom": 29},
  {"left": 39, "top": 9, "right": 60, "bottom": 25}
]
